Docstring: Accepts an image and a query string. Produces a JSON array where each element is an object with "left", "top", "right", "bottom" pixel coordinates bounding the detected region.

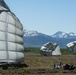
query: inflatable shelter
[
  {"left": 0, "top": 0, "right": 24, "bottom": 64},
  {"left": 40, "top": 42, "right": 61, "bottom": 56},
  {"left": 66, "top": 41, "right": 76, "bottom": 53}
]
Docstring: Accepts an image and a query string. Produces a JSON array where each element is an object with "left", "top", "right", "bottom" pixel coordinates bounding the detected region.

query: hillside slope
[{"left": 23, "top": 30, "right": 76, "bottom": 48}]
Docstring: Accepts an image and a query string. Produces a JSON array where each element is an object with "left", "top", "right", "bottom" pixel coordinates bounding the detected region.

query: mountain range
[{"left": 23, "top": 30, "right": 76, "bottom": 48}]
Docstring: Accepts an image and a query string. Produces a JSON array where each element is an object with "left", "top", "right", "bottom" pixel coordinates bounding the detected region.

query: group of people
[
  {"left": 54, "top": 62, "right": 76, "bottom": 70},
  {"left": 63, "top": 64, "right": 75, "bottom": 70},
  {"left": 54, "top": 62, "right": 63, "bottom": 69}
]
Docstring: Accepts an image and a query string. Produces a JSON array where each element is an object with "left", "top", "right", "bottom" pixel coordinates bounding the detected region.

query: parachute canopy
[
  {"left": 66, "top": 41, "right": 76, "bottom": 53},
  {"left": 0, "top": 0, "right": 24, "bottom": 64},
  {"left": 40, "top": 42, "right": 61, "bottom": 56}
]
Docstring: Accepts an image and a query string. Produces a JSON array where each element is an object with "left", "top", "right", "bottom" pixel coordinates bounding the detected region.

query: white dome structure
[
  {"left": 40, "top": 42, "right": 61, "bottom": 56},
  {"left": 0, "top": 0, "right": 24, "bottom": 64},
  {"left": 66, "top": 41, "right": 76, "bottom": 53}
]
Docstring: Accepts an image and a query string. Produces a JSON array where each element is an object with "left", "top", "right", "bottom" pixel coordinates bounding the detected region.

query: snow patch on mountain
[
  {"left": 52, "top": 31, "right": 76, "bottom": 38},
  {"left": 24, "top": 30, "right": 76, "bottom": 39},
  {"left": 23, "top": 29, "right": 49, "bottom": 37},
  {"left": 24, "top": 30, "right": 39, "bottom": 37}
]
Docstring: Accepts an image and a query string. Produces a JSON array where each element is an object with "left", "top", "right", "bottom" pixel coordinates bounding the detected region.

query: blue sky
[{"left": 5, "top": 0, "right": 76, "bottom": 35}]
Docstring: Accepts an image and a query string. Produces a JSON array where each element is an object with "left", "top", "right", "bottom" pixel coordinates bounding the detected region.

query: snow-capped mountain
[
  {"left": 24, "top": 30, "right": 76, "bottom": 38},
  {"left": 52, "top": 31, "right": 76, "bottom": 38},
  {"left": 24, "top": 29, "right": 39, "bottom": 37},
  {"left": 23, "top": 29, "right": 49, "bottom": 37},
  {"left": 23, "top": 30, "right": 52, "bottom": 47},
  {"left": 23, "top": 30, "right": 76, "bottom": 48}
]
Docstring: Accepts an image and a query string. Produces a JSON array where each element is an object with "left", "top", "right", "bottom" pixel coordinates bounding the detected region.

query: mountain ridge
[
  {"left": 52, "top": 31, "right": 76, "bottom": 38},
  {"left": 23, "top": 30, "right": 76, "bottom": 48}
]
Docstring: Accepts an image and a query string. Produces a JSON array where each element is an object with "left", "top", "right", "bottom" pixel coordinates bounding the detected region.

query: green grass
[
  {"left": 24, "top": 47, "right": 40, "bottom": 53},
  {"left": 60, "top": 48, "right": 72, "bottom": 55},
  {"left": 24, "top": 52, "right": 76, "bottom": 75},
  {"left": 24, "top": 47, "right": 76, "bottom": 55}
]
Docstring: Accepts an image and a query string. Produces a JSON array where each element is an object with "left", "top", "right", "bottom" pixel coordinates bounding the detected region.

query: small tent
[
  {"left": 0, "top": 0, "right": 24, "bottom": 64},
  {"left": 40, "top": 42, "right": 61, "bottom": 56},
  {"left": 66, "top": 41, "right": 76, "bottom": 53}
]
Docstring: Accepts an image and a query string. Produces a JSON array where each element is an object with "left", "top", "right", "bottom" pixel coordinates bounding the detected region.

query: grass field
[
  {"left": 24, "top": 47, "right": 76, "bottom": 55},
  {"left": 0, "top": 48, "right": 76, "bottom": 75},
  {"left": 24, "top": 52, "right": 76, "bottom": 75}
]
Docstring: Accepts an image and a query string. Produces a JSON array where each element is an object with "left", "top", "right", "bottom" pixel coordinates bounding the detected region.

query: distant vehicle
[
  {"left": 40, "top": 42, "right": 61, "bottom": 56},
  {"left": 0, "top": 0, "right": 24, "bottom": 64}
]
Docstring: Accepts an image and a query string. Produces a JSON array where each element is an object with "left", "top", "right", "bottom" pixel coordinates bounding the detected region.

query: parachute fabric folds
[
  {"left": 0, "top": 0, "right": 24, "bottom": 63},
  {"left": 40, "top": 42, "right": 61, "bottom": 56},
  {"left": 67, "top": 41, "right": 76, "bottom": 53}
]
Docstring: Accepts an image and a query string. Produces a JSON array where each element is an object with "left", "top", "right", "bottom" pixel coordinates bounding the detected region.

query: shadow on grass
[{"left": 0, "top": 63, "right": 28, "bottom": 70}]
